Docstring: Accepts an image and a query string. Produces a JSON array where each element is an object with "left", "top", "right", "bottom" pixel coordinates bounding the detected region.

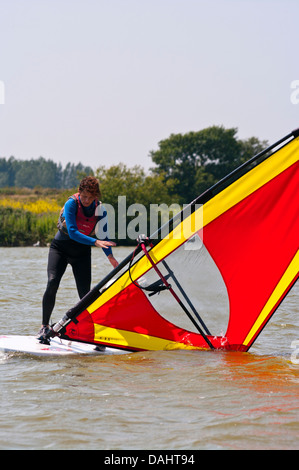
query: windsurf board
[{"left": 0, "top": 335, "right": 127, "bottom": 356}]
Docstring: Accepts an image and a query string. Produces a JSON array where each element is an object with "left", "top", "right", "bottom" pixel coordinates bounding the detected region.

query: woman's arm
[
  {"left": 64, "top": 198, "right": 98, "bottom": 246},
  {"left": 64, "top": 199, "right": 116, "bottom": 257}
]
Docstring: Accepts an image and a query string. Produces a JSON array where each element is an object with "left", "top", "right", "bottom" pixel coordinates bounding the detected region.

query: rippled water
[{"left": 0, "top": 247, "right": 298, "bottom": 450}]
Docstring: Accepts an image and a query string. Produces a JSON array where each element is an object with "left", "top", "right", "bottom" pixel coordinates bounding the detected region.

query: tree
[
  {"left": 238, "top": 136, "right": 269, "bottom": 164},
  {"left": 96, "top": 163, "right": 174, "bottom": 206},
  {"left": 95, "top": 164, "right": 176, "bottom": 243},
  {"left": 60, "top": 162, "right": 94, "bottom": 188},
  {"left": 0, "top": 156, "right": 21, "bottom": 187},
  {"left": 150, "top": 126, "right": 268, "bottom": 203}
]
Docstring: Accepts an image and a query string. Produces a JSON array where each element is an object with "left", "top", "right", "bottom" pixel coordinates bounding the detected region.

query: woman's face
[{"left": 79, "top": 190, "right": 96, "bottom": 207}]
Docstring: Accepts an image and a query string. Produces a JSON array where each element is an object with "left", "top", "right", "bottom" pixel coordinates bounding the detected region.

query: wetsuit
[{"left": 42, "top": 195, "right": 112, "bottom": 325}]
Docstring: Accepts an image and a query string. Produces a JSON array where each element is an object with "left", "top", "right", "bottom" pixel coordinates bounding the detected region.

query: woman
[{"left": 38, "top": 176, "right": 118, "bottom": 341}]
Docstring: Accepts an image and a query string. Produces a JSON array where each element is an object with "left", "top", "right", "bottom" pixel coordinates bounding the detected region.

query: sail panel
[
  {"left": 202, "top": 152, "right": 299, "bottom": 350},
  {"left": 63, "top": 282, "right": 227, "bottom": 350}
]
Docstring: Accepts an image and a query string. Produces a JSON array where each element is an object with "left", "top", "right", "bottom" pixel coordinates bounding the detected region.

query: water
[{"left": 0, "top": 247, "right": 298, "bottom": 450}]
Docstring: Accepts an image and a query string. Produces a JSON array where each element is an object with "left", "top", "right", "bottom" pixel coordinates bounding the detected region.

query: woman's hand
[
  {"left": 107, "top": 254, "right": 119, "bottom": 268},
  {"left": 94, "top": 239, "right": 116, "bottom": 249},
  {"left": 94, "top": 240, "right": 119, "bottom": 268}
]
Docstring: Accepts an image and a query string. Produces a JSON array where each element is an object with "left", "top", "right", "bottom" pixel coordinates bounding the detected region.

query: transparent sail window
[{"left": 136, "top": 234, "right": 230, "bottom": 336}]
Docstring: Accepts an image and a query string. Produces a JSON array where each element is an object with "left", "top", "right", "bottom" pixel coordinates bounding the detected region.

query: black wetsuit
[
  {"left": 42, "top": 239, "right": 92, "bottom": 325},
  {"left": 42, "top": 196, "right": 112, "bottom": 326}
]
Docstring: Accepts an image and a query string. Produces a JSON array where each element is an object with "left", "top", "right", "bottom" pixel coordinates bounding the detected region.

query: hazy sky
[{"left": 0, "top": 0, "right": 298, "bottom": 171}]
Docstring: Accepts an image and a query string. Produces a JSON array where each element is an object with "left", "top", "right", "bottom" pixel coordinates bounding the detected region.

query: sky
[{"left": 0, "top": 0, "right": 298, "bottom": 172}]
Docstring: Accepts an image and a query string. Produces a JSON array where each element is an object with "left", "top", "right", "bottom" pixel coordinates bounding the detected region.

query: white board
[{"left": 0, "top": 335, "right": 127, "bottom": 356}]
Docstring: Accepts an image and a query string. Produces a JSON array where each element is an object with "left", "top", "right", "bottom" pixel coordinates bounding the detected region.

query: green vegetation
[
  {"left": 0, "top": 207, "right": 57, "bottom": 246},
  {"left": 0, "top": 188, "right": 72, "bottom": 246},
  {"left": 0, "top": 157, "right": 93, "bottom": 189},
  {"left": 150, "top": 126, "right": 268, "bottom": 203},
  {"left": 0, "top": 126, "right": 268, "bottom": 246}
]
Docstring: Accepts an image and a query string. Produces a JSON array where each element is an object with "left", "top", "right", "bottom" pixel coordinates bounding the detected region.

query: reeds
[{"left": 0, "top": 197, "right": 60, "bottom": 246}]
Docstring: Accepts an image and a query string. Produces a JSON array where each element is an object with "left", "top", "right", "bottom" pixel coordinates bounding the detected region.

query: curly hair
[{"left": 78, "top": 176, "right": 101, "bottom": 198}]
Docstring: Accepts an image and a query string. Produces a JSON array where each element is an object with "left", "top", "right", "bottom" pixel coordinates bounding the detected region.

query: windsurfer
[{"left": 37, "top": 176, "right": 118, "bottom": 343}]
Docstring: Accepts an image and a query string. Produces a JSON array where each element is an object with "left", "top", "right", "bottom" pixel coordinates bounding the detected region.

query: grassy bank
[
  {"left": 0, "top": 207, "right": 58, "bottom": 246},
  {"left": 0, "top": 187, "right": 136, "bottom": 246},
  {"left": 0, "top": 188, "right": 68, "bottom": 246},
  {"left": 0, "top": 186, "right": 161, "bottom": 247}
]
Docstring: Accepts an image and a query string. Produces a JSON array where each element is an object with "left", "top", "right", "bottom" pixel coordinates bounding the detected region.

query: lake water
[{"left": 0, "top": 246, "right": 298, "bottom": 450}]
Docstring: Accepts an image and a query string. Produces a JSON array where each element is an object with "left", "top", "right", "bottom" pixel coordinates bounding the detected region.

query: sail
[{"left": 53, "top": 129, "right": 299, "bottom": 352}]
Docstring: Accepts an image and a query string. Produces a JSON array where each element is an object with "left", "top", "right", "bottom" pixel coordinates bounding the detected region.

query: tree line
[
  {"left": 94, "top": 126, "right": 268, "bottom": 208},
  {"left": 1, "top": 126, "right": 268, "bottom": 200},
  {"left": 0, "top": 157, "right": 93, "bottom": 189},
  {"left": 0, "top": 126, "right": 269, "bottom": 246}
]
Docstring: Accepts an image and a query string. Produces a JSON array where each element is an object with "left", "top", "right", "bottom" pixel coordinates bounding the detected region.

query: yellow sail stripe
[
  {"left": 243, "top": 250, "right": 299, "bottom": 347},
  {"left": 88, "top": 137, "right": 299, "bottom": 315},
  {"left": 93, "top": 324, "right": 199, "bottom": 351}
]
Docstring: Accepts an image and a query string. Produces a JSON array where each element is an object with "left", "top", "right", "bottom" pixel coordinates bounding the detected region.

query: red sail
[{"left": 203, "top": 161, "right": 299, "bottom": 350}]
